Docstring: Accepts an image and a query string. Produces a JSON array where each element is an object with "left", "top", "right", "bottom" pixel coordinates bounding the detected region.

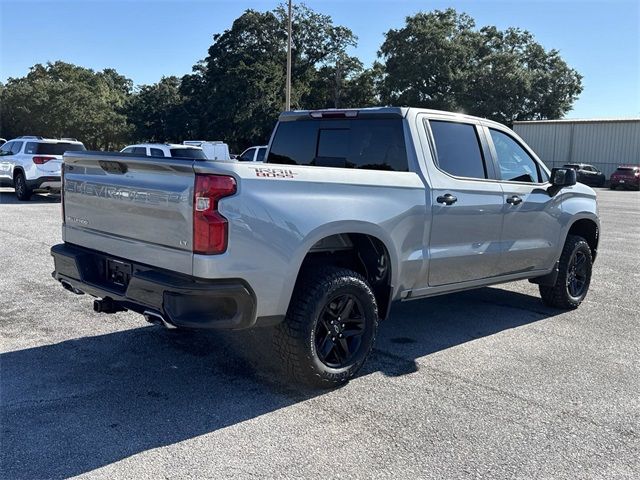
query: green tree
[
  {"left": 303, "top": 56, "right": 377, "bottom": 109},
  {"left": 376, "top": 9, "right": 583, "bottom": 123},
  {"left": 0, "top": 61, "right": 132, "bottom": 149},
  {"left": 127, "top": 76, "right": 187, "bottom": 142},
  {"left": 185, "top": 4, "right": 360, "bottom": 150}
]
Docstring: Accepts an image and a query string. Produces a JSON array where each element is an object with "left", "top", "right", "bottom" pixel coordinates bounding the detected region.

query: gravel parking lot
[{"left": 1, "top": 187, "right": 638, "bottom": 479}]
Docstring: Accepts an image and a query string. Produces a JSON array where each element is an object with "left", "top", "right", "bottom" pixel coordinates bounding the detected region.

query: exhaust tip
[
  {"left": 143, "top": 311, "right": 176, "bottom": 329},
  {"left": 60, "top": 280, "right": 84, "bottom": 295}
]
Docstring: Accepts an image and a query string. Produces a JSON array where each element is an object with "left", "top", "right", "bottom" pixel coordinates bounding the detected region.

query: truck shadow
[
  {"left": 1, "top": 287, "right": 560, "bottom": 479},
  {"left": 0, "top": 190, "right": 60, "bottom": 204}
]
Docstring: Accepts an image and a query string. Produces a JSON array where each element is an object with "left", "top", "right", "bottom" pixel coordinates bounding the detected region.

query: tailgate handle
[{"left": 98, "top": 160, "right": 128, "bottom": 174}]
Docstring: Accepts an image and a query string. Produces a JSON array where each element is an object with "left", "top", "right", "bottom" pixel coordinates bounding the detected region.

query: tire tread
[
  {"left": 539, "top": 234, "right": 592, "bottom": 309},
  {"left": 273, "top": 266, "right": 378, "bottom": 388}
]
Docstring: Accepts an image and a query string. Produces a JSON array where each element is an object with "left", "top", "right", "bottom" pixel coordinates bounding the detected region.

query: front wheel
[
  {"left": 14, "top": 172, "right": 32, "bottom": 201},
  {"left": 274, "top": 267, "right": 378, "bottom": 388},
  {"left": 539, "top": 235, "right": 593, "bottom": 309}
]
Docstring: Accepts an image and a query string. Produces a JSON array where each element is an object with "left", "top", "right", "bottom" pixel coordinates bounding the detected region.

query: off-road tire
[
  {"left": 539, "top": 235, "right": 592, "bottom": 309},
  {"left": 274, "top": 266, "right": 378, "bottom": 388},
  {"left": 14, "top": 172, "right": 32, "bottom": 201}
]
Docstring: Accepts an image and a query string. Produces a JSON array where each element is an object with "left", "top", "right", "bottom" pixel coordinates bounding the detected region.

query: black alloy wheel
[
  {"left": 567, "top": 250, "right": 588, "bottom": 298},
  {"left": 314, "top": 293, "right": 366, "bottom": 368}
]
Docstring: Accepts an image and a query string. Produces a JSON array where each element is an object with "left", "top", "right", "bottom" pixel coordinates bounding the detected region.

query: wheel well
[
  {"left": 12, "top": 167, "right": 24, "bottom": 180},
  {"left": 568, "top": 219, "right": 599, "bottom": 260},
  {"left": 298, "top": 233, "right": 393, "bottom": 320}
]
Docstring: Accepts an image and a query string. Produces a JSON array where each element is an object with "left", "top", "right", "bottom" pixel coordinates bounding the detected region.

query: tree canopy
[
  {"left": 0, "top": 61, "right": 131, "bottom": 149},
  {"left": 182, "top": 4, "right": 369, "bottom": 149},
  {"left": 0, "top": 6, "right": 583, "bottom": 151},
  {"left": 376, "top": 9, "right": 583, "bottom": 124}
]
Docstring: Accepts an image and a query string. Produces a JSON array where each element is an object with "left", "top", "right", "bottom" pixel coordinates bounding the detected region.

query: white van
[{"left": 183, "top": 141, "right": 231, "bottom": 161}]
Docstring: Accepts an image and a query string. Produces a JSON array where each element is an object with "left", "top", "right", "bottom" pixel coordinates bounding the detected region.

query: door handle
[
  {"left": 506, "top": 195, "right": 523, "bottom": 205},
  {"left": 436, "top": 193, "right": 457, "bottom": 205}
]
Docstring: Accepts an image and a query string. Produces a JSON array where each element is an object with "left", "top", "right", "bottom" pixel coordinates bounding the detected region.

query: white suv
[
  {"left": 0, "top": 136, "right": 86, "bottom": 200},
  {"left": 121, "top": 143, "right": 206, "bottom": 159}
]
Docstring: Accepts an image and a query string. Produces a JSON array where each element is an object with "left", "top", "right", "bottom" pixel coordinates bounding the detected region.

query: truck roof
[{"left": 279, "top": 107, "right": 506, "bottom": 129}]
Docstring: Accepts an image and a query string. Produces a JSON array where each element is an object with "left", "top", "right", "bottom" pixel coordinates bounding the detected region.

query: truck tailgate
[{"left": 62, "top": 151, "right": 195, "bottom": 275}]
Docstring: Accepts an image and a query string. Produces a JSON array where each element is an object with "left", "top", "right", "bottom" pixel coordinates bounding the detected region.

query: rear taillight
[
  {"left": 193, "top": 174, "right": 236, "bottom": 254},
  {"left": 635, "top": 172, "right": 639, "bottom": 177},
  {"left": 33, "top": 156, "right": 56, "bottom": 164}
]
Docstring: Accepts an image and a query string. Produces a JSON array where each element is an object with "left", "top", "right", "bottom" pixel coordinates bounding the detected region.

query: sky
[{"left": 1, "top": 0, "right": 638, "bottom": 119}]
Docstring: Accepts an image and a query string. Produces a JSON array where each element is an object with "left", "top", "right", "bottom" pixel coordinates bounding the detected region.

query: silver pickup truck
[{"left": 51, "top": 107, "right": 599, "bottom": 387}]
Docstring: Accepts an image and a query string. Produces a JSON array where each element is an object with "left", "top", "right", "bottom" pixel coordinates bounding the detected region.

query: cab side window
[
  {"left": 150, "top": 148, "right": 165, "bottom": 157},
  {"left": 429, "top": 120, "right": 487, "bottom": 179},
  {"left": 489, "top": 129, "right": 541, "bottom": 183}
]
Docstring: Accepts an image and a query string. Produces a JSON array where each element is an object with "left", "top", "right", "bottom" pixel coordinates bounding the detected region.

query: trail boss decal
[{"left": 249, "top": 167, "right": 298, "bottom": 179}]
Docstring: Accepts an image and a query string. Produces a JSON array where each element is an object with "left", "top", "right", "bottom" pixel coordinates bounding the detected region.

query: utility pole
[{"left": 285, "top": 0, "right": 292, "bottom": 111}]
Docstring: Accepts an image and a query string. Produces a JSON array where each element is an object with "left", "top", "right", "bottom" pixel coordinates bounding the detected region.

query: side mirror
[{"left": 550, "top": 167, "right": 577, "bottom": 187}]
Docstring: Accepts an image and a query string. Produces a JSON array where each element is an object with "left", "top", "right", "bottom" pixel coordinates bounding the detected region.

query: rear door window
[
  {"left": 267, "top": 118, "right": 408, "bottom": 171},
  {"left": 256, "top": 147, "right": 267, "bottom": 162},
  {"left": 132, "top": 147, "right": 147, "bottom": 155},
  {"left": 429, "top": 120, "right": 487, "bottom": 179},
  {"left": 150, "top": 148, "right": 165, "bottom": 157},
  {"left": 10, "top": 141, "right": 24, "bottom": 154}
]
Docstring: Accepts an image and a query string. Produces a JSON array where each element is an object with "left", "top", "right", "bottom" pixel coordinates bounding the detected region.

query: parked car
[
  {"left": 121, "top": 143, "right": 206, "bottom": 159},
  {"left": 183, "top": 141, "right": 231, "bottom": 161},
  {"left": 237, "top": 145, "right": 268, "bottom": 162},
  {"left": 609, "top": 165, "right": 640, "bottom": 190},
  {"left": 562, "top": 163, "right": 606, "bottom": 187},
  {"left": 0, "top": 136, "right": 85, "bottom": 200},
  {"left": 52, "top": 107, "right": 599, "bottom": 388}
]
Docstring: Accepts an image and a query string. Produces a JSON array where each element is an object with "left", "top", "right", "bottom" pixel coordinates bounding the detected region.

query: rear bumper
[
  {"left": 610, "top": 178, "right": 639, "bottom": 188},
  {"left": 28, "top": 176, "right": 61, "bottom": 191},
  {"left": 51, "top": 243, "right": 258, "bottom": 330}
]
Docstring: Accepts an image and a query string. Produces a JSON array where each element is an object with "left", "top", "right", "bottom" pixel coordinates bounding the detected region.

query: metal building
[{"left": 513, "top": 118, "right": 640, "bottom": 177}]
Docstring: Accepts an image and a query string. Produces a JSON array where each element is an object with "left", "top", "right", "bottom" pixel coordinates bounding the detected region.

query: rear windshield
[
  {"left": 615, "top": 167, "right": 636, "bottom": 172},
  {"left": 170, "top": 148, "right": 206, "bottom": 160},
  {"left": 25, "top": 142, "right": 86, "bottom": 155},
  {"left": 267, "top": 119, "right": 408, "bottom": 171}
]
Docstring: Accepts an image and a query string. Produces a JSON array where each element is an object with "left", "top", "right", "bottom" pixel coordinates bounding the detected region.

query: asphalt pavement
[{"left": 1, "top": 187, "right": 638, "bottom": 479}]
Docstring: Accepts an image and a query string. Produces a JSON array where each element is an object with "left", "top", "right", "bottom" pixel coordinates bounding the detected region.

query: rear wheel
[
  {"left": 14, "top": 172, "right": 32, "bottom": 201},
  {"left": 539, "top": 235, "right": 592, "bottom": 309},
  {"left": 274, "top": 267, "right": 378, "bottom": 388}
]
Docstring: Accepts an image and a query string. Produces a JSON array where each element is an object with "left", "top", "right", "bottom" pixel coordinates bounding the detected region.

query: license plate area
[{"left": 106, "top": 258, "right": 132, "bottom": 288}]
